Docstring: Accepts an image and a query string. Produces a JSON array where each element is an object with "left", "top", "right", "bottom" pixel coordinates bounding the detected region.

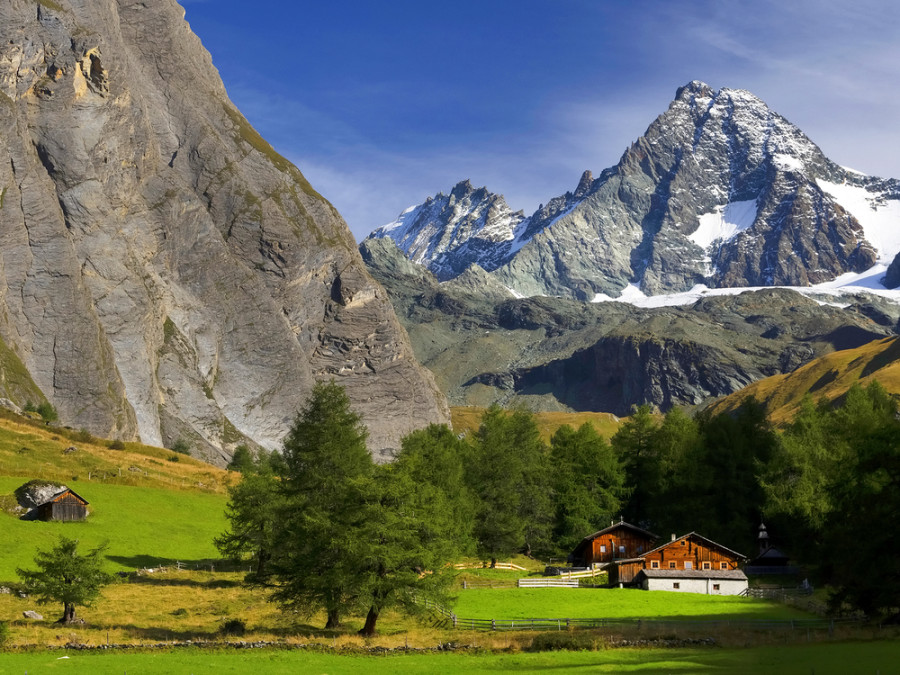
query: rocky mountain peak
[{"left": 368, "top": 80, "right": 897, "bottom": 301}]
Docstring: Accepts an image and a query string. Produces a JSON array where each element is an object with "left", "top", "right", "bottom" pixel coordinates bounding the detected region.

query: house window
[
  {"left": 702, "top": 562, "right": 711, "bottom": 570},
  {"left": 720, "top": 562, "right": 728, "bottom": 570},
  {"left": 673, "top": 583, "right": 680, "bottom": 589},
  {"left": 618, "top": 545, "right": 625, "bottom": 554},
  {"left": 713, "top": 584, "right": 720, "bottom": 591},
  {"left": 651, "top": 561, "right": 659, "bottom": 569},
  {"left": 684, "top": 561, "right": 693, "bottom": 569},
  {"left": 680, "top": 540, "right": 686, "bottom": 546},
  {"left": 669, "top": 561, "right": 676, "bottom": 569},
  {"left": 600, "top": 545, "right": 606, "bottom": 553},
  {"left": 637, "top": 545, "right": 643, "bottom": 553}
]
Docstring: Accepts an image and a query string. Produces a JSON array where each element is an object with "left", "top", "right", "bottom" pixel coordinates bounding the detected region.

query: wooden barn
[
  {"left": 36, "top": 488, "right": 89, "bottom": 522},
  {"left": 570, "top": 520, "right": 658, "bottom": 567},
  {"left": 610, "top": 532, "right": 747, "bottom": 585}
]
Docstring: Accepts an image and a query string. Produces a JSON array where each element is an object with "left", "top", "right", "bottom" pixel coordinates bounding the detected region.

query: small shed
[
  {"left": 35, "top": 488, "right": 89, "bottom": 522},
  {"left": 634, "top": 568, "right": 748, "bottom": 595}
]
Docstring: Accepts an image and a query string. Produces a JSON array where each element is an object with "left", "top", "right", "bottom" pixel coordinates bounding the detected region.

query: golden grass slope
[
  {"left": 451, "top": 407, "right": 624, "bottom": 442},
  {"left": 707, "top": 336, "right": 900, "bottom": 425}
]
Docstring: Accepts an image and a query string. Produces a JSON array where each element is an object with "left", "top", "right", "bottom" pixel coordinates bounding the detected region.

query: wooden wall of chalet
[
  {"left": 588, "top": 527, "right": 656, "bottom": 564},
  {"left": 643, "top": 536, "right": 741, "bottom": 572},
  {"left": 37, "top": 492, "right": 87, "bottom": 522}
]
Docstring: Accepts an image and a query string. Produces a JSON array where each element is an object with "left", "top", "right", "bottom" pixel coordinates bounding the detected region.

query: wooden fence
[{"left": 518, "top": 578, "right": 580, "bottom": 588}]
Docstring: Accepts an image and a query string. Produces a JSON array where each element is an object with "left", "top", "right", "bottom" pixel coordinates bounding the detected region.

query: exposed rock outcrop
[{"left": 0, "top": 0, "right": 448, "bottom": 463}]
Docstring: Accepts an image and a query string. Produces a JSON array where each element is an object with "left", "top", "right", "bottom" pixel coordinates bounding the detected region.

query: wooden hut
[
  {"left": 610, "top": 532, "right": 747, "bottom": 586},
  {"left": 35, "top": 488, "right": 89, "bottom": 522},
  {"left": 570, "top": 520, "right": 658, "bottom": 567}
]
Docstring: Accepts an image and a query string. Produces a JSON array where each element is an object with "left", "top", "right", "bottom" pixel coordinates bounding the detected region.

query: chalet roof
[
  {"left": 641, "top": 532, "right": 747, "bottom": 561},
  {"left": 38, "top": 488, "right": 89, "bottom": 507},
  {"left": 636, "top": 568, "right": 748, "bottom": 581}
]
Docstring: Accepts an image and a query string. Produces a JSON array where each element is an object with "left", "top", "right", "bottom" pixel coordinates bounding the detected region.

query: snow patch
[
  {"left": 772, "top": 153, "right": 803, "bottom": 172},
  {"left": 690, "top": 200, "right": 758, "bottom": 251},
  {"left": 817, "top": 180, "right": 900, "bottom": 263},
  {"left": 590, "top": 264, "right": 900, "bottom": 309}
]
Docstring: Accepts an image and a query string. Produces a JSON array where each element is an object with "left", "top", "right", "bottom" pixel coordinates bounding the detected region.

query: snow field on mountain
[
  {"left": 689, "top": 200, "right": 759, "bottom": 253},
  {"left": 817, "top": 180, "right": 900, "bottom": 263}
]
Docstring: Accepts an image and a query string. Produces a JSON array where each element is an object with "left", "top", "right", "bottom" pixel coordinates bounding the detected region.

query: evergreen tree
[
  {"left": 611, "top": 404, "right": 660, "bottom": 526},
  {"left": 269, "top": 380, "right": 372, "bottom": 629},
  {"left": 550, "top": 422, "right": 627, "bottom": 552},
  {"left": 465, "top": 406, "right": 552, "bottom": 560},
  {"left": 356, "top": 429, "right": 472, "bottom": 635},
  {"left": 17, "top": 537, "right": 113, "bottom": 624},
  {"left": 214, "top": 453, "right": 282, "bottom": 583}
]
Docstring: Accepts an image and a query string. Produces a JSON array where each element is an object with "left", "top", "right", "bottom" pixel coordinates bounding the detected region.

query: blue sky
[{"left": 181, "top": 0, "right": 900, "bottom": 240}]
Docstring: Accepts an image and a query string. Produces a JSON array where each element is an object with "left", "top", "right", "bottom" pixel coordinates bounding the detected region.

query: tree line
[{"left": 217, "top": 380, "right": 900, "bottom": 628}]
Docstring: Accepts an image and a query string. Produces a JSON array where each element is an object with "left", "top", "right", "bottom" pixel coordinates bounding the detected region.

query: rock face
[
  {"left": 362, "top": 238, "right": 896, "bottom": 415},
  {"left": 0, "top": 0, "right": 448, "bottom": 463},
  {"left": 369, "top": 81, "right": 899, "bottom": 301}
]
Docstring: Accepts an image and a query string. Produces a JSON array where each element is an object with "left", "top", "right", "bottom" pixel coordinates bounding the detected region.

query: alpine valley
[{"left": 363, "top": 81, "right": 900, "bottom": 415}]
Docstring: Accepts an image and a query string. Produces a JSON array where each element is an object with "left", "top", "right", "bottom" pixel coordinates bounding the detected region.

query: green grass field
[
  {"left": 1, "top": 641, "right": 898, "bottom": 674},
  {"left": 452, "top": 587, "right": 812, "bottom": 621},
  {"left": 0, "top": 476, "right": 228, "bottom": 581}
]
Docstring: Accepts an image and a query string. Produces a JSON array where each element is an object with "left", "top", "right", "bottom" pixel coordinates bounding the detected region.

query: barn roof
[
  {"left": 636, "top": 568, "right": 748, "bottom": 581},
  {"left": 641, "top": 532, "right": 746, "bottom": 561},
  {"left": 39, "top": 488, "right": 89, "bottom": 507}
]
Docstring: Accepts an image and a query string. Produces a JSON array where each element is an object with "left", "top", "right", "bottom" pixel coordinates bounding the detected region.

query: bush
[
  {"left": 167, "top": 454, "right": 181, "bottom": 463},
  {"left": 0, "top": 620, "right": 9, "bottom": 647},
  {"left": 220, "top": 618, "right": 246, "bottom": 636},
  {"left": 171, "top": 607, "right": 189, "bottom": 617},
  {"left": 73, "top": 428, "right": 95, "bottom": 444},
  {"left": 37, "top": 402, "right": 58, "bottom": 424},
  {"left": 528, "top": 632, "right": 606, "bottom": 652},
  {"left": 171, "top": 439, "right": 191, "bottom": 455},
  {"left": 108, "top": 439, "right": 126, "bottom": 450}
]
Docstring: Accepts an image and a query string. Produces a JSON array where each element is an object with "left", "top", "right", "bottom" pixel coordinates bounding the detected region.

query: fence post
[{"left": 492, "top": 619, "right": 496, "bottom": 631}]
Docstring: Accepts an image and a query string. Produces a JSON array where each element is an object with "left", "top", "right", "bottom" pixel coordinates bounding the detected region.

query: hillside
[
  {"left": 451, "top": 407, "right": 624, "bottom": 442},
  {"left": 706, "top": 336, "right": 900, "bottom": 424}
]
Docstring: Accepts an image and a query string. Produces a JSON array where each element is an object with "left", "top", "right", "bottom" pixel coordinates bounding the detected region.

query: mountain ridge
[{"left": 367, "top": 81, "right": 900, "bottom": 302}]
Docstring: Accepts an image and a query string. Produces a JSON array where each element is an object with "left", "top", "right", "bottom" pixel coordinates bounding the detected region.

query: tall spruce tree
[
  {"left": 269, "top": 380, "right": 372, "bottom": 629},
  {"left": 550, "top": 423, "right": 627, "bottom": 552}
]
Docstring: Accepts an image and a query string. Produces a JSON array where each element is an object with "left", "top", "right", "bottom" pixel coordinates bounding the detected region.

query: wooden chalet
[
  {"left": 611, "top": 532, "right": 747, "bottom": 586},
  {"left": 36, "top": 488, "right": 89, "bottom": 522},
  {"left": 570, "top": 519, "right": 658, "bottom": 567}
]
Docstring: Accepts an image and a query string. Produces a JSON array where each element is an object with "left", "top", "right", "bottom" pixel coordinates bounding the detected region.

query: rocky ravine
[
  {"left": 362, "top": 237, "right": 897, "bottom": 416},
  {"left": 369, "top": 82, "right": 899, "bottom": 301},
  {"left": 0, "top": 0, "right": 448, "bottom": 463}
]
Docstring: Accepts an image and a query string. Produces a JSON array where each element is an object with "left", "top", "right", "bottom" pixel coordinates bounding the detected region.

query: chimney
[{"left": 671, "top": 533, "right": 676, "bottom": 542}]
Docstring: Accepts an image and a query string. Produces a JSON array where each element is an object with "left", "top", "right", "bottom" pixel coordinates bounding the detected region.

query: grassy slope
[
  {"left": 0, "top": 410, "right": 233, "bottom": 581},
  {"left": 451, "top": 407, "right": 624, "bottom": 442},
  {"left": 1, "top": 641, "right": 899, "bottom": 674},
  {"left": 707, "top": 336, "right": 900, "bottom": 425},
  {"left": 0, "top": 477, "right": 227, "bottom": 580},
  {"left": 451, "top": 587, "right": 810, "bottom": 621}
]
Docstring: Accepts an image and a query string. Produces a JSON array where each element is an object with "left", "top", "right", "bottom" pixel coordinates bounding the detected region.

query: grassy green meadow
[
  {"left": 0, "top": 477, "right": 228, "bottom": 580},
  {"left": 452, "top": 587, "right": 811, "bottom": 621},
  {"left": 1, "top": 641, "right": 899, "bottom": 674}
]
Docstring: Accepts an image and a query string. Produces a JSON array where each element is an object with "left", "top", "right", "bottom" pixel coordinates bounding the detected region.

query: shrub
[
  {"left": 528, "top": 632, "right": 606, "bottom": 652},
  {"left": 73, "top": 429, "right": 95, "bottom": 444},
  {"left": 37, "top": 402, "right": 58, "bottom": 423},
  {"left": 220, "top": 618, "right": 246, "bottom": 636},
  {"left": 108, "top": 440, "right": 126, "bottom": 450},
  {"left": 171, "top": 608, "right": 189, "bottom": 617},
  {"left": 23, "top": 401, "right": 37, "bottom": 413},
  {"left": 0, "top": 620, "right": 9, "bottom": 647},
  {"left": 171, "top": 439, "right": 191, "bottom": 455},
  {"left": 167, "top": 454, "right": 181, "bottom": 463}
]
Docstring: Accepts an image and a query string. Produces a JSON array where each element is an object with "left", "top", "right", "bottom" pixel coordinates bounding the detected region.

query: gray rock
[
  {"left": 23, "top": 610, "right": 42, "bottom": 620},
  {"left": 0, "top": 0, "right": 447, "bottom": 462},
  {"left": 15, "top": 482, "right": 68, "bottom": 509}
]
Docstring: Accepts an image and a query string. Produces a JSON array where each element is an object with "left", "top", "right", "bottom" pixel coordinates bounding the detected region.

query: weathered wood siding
[
  {"left": 37, "top": 492, "right": 88, "bottom": 522},
  {"left": 643, "top": 535, "right": 741, "bottom": 572},
  {"left": 587, "top": 527, "right": 656, "bottom": 564}
]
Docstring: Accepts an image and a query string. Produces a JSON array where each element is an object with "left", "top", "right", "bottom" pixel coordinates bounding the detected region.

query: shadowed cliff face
[{"left": 0, "top": 0, "right": 448, "bottom": 463}]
